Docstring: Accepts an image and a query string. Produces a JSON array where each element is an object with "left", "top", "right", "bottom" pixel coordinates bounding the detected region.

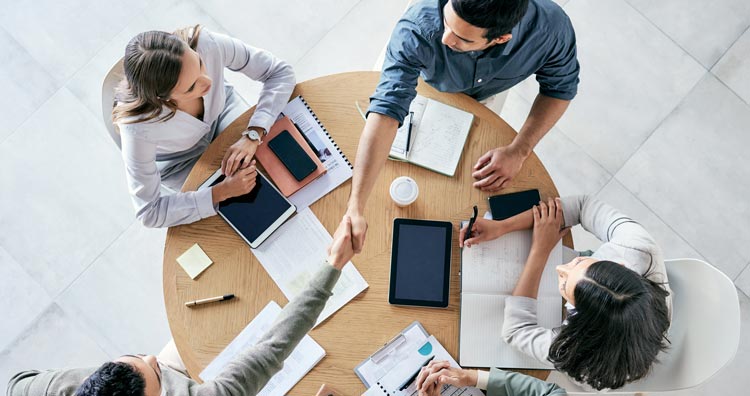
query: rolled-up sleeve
[
  {"left": 502, "top": 296, "right": 558, "bottom": 364},
  {"left": 120, "top": 130, "right": 216, "bottom": 228},
  {"left": 206, "top": 30, "right": 296, "bottom": 132},
  {"left": 536, "top": 17, "right": 579, "bottom": 101},
  {"left": 368, "top": 20, "right": 433, "bottom": 126}
]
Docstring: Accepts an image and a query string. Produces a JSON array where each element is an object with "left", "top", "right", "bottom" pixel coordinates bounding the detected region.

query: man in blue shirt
[{"left": 342, "top": 0, "right": 579, "bottom": 252}]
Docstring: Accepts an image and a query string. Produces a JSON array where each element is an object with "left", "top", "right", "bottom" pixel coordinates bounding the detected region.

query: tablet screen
[
  {"left": 389, "top": 219, "right": 452, "bottom": 307},
  {"left": 210, "top": 172, "right": 293, "bottom": 245}
]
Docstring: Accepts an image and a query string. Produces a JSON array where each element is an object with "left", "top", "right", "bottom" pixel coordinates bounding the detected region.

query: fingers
[
  {"left": 473, "top": 151, "right": 492, "bottom": 171},
  {"left": 481, "top": 176, "right": 507, "bottom": 192},
  {"left": 472, "top": 173, "right": 498, "bottom": 188},
  {"left": 459, "top": 225, "right": 467, "bottom": 248},
  {"left": 532, "top": 203, "right": 540, "bottom": 221},
  {"left": 555, "top": 197, "right": 563, "bottom": 221}
]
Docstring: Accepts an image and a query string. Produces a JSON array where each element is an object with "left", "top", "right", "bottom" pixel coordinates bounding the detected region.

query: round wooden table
[{"left": 164, "top": 71, "right": 573, "bottom": 395}]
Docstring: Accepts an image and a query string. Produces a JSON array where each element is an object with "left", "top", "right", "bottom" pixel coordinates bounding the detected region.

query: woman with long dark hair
[
  {"left": 113, "top": 25, "right": 295, "bottom": 228},
  {"left": 460, "top": 196, "right": 672, "bottom": 390}
]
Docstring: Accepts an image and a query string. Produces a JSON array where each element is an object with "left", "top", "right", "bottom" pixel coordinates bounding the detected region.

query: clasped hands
[{"left": 212, "top": 133, "right": 261, "bottom": 202}]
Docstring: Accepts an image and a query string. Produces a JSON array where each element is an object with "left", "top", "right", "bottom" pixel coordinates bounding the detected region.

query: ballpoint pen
[{"left": 464, "top": 205, "right": 478, "bottom": 243}]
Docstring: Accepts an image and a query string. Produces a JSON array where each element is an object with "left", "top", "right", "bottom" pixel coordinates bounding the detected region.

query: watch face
[{"left": 245, "top": 130, "right": 260, "bottom": 140}]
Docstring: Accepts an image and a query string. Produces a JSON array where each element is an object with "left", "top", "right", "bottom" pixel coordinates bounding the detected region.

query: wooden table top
[{"left": 163, "top": 71, "right": 572, "bottom": 395}]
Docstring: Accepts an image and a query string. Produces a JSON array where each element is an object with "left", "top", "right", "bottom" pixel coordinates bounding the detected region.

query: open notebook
[
  {"left": 459, "top": 229, "right": 562, "bottom": 369},
  {"left": 390, "top": 95, "right": 474, "bottom": 177}
]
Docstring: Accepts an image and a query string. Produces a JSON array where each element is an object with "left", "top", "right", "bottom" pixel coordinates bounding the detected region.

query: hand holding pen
[{"left": 416, "top": 360, "right": 478, "bottom": 396}]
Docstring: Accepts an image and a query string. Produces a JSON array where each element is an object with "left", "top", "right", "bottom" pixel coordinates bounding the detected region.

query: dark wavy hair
[
  {"left": 450, "top": 0, "right": 530, "bottom": 40},
  {"left": 548, "top": 260, "right": 670, "bottom": 390},
  {"left": 75, "top": 362, "right": 145, "bottom": 396}
]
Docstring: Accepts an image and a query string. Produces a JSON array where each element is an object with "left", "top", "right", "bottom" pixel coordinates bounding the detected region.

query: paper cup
[{"left": 390, "top": 176, "right": 419, "bottom": 207}]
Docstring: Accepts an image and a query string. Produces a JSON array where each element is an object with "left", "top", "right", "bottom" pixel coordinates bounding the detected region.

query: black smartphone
[
  {"left": 487, "top": 189, "right": 541, "bottom": 220},
  {"left": 268, "top": 129, "right": 318, "bottom": 181}
]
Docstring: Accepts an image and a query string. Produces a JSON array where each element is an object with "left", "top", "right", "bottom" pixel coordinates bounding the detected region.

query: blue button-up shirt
[{"left": 369, "top": 0, "right": 580, "bottom": 124}]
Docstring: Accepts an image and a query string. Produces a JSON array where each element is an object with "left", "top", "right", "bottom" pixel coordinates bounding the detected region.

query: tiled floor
[{"left": 0, "top": 0, "right": 747, "bottom": 394}]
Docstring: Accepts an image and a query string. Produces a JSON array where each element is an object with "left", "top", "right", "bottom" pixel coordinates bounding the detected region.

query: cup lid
[{"left": 390, "top": 176, "right": 419, "bottom": 203}]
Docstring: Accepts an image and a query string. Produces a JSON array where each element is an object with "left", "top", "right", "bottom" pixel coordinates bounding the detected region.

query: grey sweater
[
  {"left": 6, "top": 264, "right": 340, "bottom": 396},
  {"left": 501, "top": 195, "right": 673, "bottom": 364}
]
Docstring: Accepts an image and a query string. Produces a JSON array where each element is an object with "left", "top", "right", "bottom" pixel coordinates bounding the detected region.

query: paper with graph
[
  {"left": 389, "top": 95, "right": 474, "bottom": 176},
  {"left": 459, "top": 229, "right": 562, "bottom": 369}
]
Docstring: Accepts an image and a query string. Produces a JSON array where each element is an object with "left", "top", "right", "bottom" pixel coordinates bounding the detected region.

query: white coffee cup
[{"left": 390, "top": 176, "right": 419, "bottom": 207}]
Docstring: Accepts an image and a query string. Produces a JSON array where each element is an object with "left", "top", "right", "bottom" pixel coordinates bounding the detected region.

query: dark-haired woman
[
  {"left": 459, "top": 196, "right": 672, "bottom": 391},
  {"left": 113, "top": 25, "right": 295, "bottom": 228}
]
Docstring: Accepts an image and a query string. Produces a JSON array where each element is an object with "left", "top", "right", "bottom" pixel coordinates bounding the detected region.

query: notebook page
[
  {"left": 251, "top": 208, "right": 369, "bottom": 326},
  {"left": 459, "top": 294, "right": 559, "bottom": 369},
  {"left": 406, "top": 98, "right": 473, "bottom": 176},
  {"left": 461, "top": 230, "right": 561, "bottom": 296},
  {"left": 199, "top": 301, "right": 325, "bottom": 396},
  {"left": 390, "top": 96, "right": 428, "bottom": 159}
]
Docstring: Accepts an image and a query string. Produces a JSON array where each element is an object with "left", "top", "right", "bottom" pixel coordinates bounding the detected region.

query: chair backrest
[
  {"left": 101, "top": 58, "right": 124, "bottom": 150},
  {"left": 608, "top": 258, "right": 740, "bottom": 393}
]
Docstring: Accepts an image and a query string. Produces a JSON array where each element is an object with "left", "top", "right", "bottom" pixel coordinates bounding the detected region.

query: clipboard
[{"left": 354, "top": 322, "right": 428, "bottom": 387}]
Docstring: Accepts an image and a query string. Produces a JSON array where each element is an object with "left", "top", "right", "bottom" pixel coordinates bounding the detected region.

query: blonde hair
[{"left": 112, "top": 25, "right": 202, "bottom": 125}]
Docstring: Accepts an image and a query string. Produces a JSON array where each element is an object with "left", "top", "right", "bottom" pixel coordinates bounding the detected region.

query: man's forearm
[
  {"left": 347, "top": 113, "right": 399, "bottom": 213},
  {"left": 510, "top": 94, "right": 570, "bottom": 156}
]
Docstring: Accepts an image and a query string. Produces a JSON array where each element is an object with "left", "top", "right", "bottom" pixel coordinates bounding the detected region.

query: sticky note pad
[{"left": 177, "top": 243, "right": 213, "bottom": 279}]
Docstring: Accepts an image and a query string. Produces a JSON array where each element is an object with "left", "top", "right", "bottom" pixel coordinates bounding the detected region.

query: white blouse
[{"left": 117, "top": 29, "right": 295, "bottom": 228}]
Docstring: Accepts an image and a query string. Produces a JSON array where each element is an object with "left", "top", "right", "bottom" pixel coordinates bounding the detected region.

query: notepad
[
  {"left": 459, "top": 230, "right": 562, "bottom": 369},
  {"left": 176, "top": 243, "right": 213, "bottom": 279},
  {"left": 199, "top": 301, "right": 325, "bottom": 396},
  {"left": 390, "top": 95, "right": 474, "bottom": 176}
]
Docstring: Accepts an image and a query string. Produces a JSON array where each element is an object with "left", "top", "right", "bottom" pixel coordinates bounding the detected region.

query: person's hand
[
  {"left": 531, "top": 197, "right": 569, "bottom": 254},
  {"left": 472, "top": 145, "right": 526, "bottom": 191},
  {"left": 416, "top": 361, "right": 477, "bottom": 396},
  {"left": 459, "top": 218, "right": 505, "bottom": 248},
  {"left": 327, "top": 216, "right": 355, "bottom": 270},
  {"left": 345, "top": 208, "right": 368, "bottom": 254},
  {"left": 222, "top": 133, "right": 260, "bottom": 176},
  {"left": 213, "top": 162, "right": 257, "bottom": 202}
]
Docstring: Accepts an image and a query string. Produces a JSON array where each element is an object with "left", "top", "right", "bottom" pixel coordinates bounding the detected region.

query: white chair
[
  {"left": 553, "top": 258, "right": 741, "bottom": 394},
  {"left": 101, "top": 58, "right": 124, "bottom": 149}
]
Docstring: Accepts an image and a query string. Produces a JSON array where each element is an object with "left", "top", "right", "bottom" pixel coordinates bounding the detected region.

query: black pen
[
  {"left": 398, "top": 355, "right": 435, "bottom": 391},
  {"left": 464, "top": 205, "right": 479, "bottom": 243},
  {"left": 405, "top": 111, "right": 414, "bottom": 155}
]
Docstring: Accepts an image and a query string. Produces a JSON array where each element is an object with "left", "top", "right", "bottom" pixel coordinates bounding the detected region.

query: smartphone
[
  {"left": 487, "top": 189, "right": 541, "bottom": 220},
  {"left": 268, "top": 130, "right": 318, "bottom": 181}
]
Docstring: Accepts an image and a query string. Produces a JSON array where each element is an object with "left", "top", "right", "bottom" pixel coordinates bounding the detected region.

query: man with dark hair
[
  {"left": 342, "top": 0, "right": 579, "bottom": 253},
  {"left": 7, "top": 218, "right": 357, "bottom": 396}
]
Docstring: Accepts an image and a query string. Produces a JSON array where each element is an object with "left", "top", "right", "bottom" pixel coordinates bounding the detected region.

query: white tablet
[{"left": 200, "top": 169, "right": 296, "bottom": 248}]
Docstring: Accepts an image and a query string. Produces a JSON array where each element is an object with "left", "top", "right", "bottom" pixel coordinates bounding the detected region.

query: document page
[
  {"left": 252, "top": 208, "right": 369, "bottom": 326},
  {"left": 199, "top": 301, "right": 325, "bottom": 396}
]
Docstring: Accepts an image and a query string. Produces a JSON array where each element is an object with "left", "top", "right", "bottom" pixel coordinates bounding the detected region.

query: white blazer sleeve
[
  {"left": 502, "top": 296, "right": 558, "bottom": 364},
  {"left": 204, "top": 29, "right": 296, "bottom": 132},
  {"left": 120, "top": 129, "right": 216, "bottom": 228}
]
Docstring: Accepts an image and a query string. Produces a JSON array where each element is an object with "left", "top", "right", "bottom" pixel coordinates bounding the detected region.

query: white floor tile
[
  {"left": 0, "top": 88, "right": 134, "bottom": 296},
  {"left": 514, "top": 0, "right": 706, "bottom": 173},
  {"left": 294, "top": 0, "right": 410, "bottom": 82},
  {"left": 596, "top": 179, "right": 706, "bottom": 260},
  {"left": 712, "top": 28, "right": 750, "bottom": 106},
  {"left": 616, "top": 74, "right": 750, "bottom": 280},
  {"left": 66, "top": 0, "right": 228, "bottom": 118},
  {"left": 0, "top": 247, "right": 52, "bottom": 352},
  {"left": 0, "top": 0, "right": 150, "bottom": 83},
  {"left": 59, "top": 222, "right": 170, "bottom": 357},
  {"left": 0, "top": 304, "right": 111, "bottom": 390},
  {"left": 0, "top": 28, "right": 59, "bottom": 142},
  {"left": 198, "top": 0, "right": 360, "bottom": 65},
  {"left": 627, "top": 0, "right": 750, "bottom": 68},
  {"left": 735, "top": 263, "right": 750, "bottom": 298},
  {"left": 500, "top": 90, "right": 612, "bottom": 197}
]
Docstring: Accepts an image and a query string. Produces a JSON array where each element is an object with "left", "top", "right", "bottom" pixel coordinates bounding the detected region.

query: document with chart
[{"left": 459, "top": 230, "right": 563, "bottom": 369}]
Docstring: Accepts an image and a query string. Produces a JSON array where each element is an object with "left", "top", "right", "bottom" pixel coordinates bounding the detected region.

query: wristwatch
[{"left": 241, "top": 127, "right": 264, "bottom": 143}]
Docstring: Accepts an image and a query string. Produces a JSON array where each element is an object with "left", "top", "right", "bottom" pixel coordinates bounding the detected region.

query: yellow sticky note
[{"left": 177, "top": 243, "right": 213, "bottom": 279}]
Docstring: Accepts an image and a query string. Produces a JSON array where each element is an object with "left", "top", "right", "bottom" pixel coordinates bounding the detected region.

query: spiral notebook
[{"left": 279, "top": 96, "right": 353, "bottom": 210}]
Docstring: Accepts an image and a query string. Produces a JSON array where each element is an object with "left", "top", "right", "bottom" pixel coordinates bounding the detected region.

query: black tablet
[{"left": 389, "top": 218, "right": 453, "bottom": 308}]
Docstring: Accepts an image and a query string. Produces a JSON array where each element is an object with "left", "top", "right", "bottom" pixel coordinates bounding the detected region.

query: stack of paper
[
  {"left": 252, "top": 208, "right": 369, "bottom": 326},
  {"left": 200, "top": 301, "right": 325, "bottom": 396}
]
